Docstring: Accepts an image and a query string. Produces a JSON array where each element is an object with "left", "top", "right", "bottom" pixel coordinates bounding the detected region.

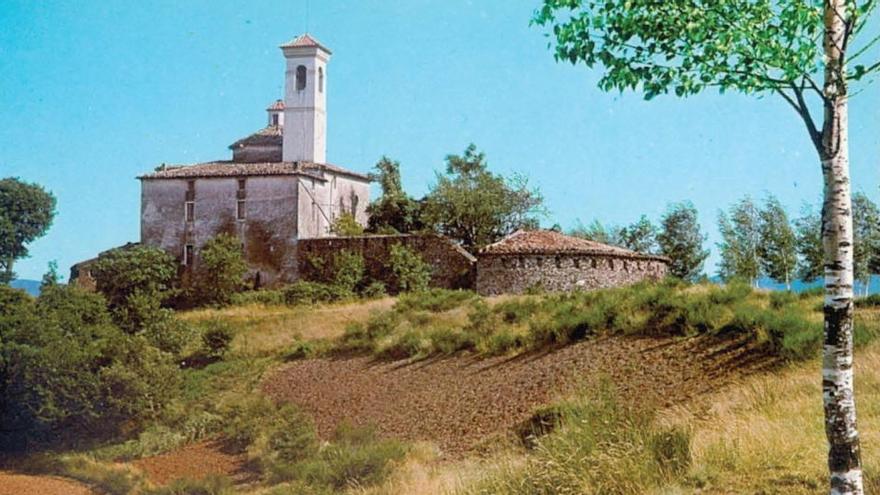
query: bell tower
[{"left": 280, "top": 34, "right": 331, "bottom": 163}]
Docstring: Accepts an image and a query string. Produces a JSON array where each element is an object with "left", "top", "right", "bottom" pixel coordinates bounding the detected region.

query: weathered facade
[
  {"left": 476, "top": 230, "right": 668, "bottom": 296},
  {"left": 298, "top": 234, "right": 476, "bottom": 290},
  {"left": 137, "top": 34, "right": 371, "bottom": 285}
]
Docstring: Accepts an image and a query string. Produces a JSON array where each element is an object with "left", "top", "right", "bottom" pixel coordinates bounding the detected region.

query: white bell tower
[{"left": 280, "top": 34, "right": 331, "bottom": 163}]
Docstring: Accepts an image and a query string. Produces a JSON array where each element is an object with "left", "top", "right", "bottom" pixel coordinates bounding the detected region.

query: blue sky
[{"left": 2, "top": 0, "right": 880, "bottom": 281}]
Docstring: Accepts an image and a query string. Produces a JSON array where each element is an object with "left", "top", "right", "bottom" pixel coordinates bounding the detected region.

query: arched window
[
  {"left": 318, "top": 67, "right": 324, "bottom": 93},
  {"left": 296, "top": 65, "right": 307, "bottom": 90}
]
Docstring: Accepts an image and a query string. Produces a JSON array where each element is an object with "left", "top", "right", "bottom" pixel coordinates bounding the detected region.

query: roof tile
[{"left": 480, "top": 230, "right": 667, "bottom": 261}]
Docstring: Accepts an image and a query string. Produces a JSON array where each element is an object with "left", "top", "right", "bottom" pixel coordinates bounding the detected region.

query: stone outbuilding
[{"left": 476, "top": 230, "right": 669, "bottom": 296}]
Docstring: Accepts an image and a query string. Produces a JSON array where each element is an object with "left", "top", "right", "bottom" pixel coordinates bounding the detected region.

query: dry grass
[
  {"left": 658, "top": 342, "right": 880, "bottom": 494},
  {"left": 180, "top": 299, "right": 396, "bottom": 356}
]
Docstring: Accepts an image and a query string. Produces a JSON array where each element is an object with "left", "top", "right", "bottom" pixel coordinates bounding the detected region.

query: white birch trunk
[{"left": 822, "top": 2, "right": 863, "bottom": 493}]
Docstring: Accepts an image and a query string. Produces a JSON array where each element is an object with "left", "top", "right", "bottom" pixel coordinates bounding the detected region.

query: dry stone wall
[{"left": 476, "top": 253, "right": 668, "bottom": 296}]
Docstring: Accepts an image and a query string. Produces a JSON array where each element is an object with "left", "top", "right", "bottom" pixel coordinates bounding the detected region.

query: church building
[{"left": 138, "top": 34, "right": 370, "bottom": 285}]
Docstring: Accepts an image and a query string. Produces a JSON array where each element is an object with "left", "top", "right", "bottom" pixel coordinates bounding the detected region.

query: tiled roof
[
  {"left": 139, "top": 161, "right": 370, "bottom": 181},
  {"left": 480, "top": 230, "right": 668, "bottom": 260},
  {"left": 266, "top": 99, "right": 284, "bottom": 111},
  {"left": 280, "top": 33, "right": 332, "bottom": 54},
  {"left": 228, "top": 126, "right": 282, "bottom": 149}
]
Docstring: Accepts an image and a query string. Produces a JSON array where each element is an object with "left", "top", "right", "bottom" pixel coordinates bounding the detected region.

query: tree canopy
[
  {"left": 0, "top": 178, "right": 56, "bottom": 283},
  {"left": 656, "top": 202, "right": 709, "bottom": 282},
  {"left": 422, "top": 144, "right": 544, "bottom": 250}
]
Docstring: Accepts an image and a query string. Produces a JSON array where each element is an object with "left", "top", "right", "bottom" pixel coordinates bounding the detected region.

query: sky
[{"left": 2, "top": 0, "right": 880, "bottom": 281}]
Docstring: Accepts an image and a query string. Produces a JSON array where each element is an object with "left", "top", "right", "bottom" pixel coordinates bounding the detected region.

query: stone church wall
[
  {"left": 297, "top": 234, "right": 476, "bottom": 290},
  {"left": 476, "top": 254, "right": 668, "bottom": 296}
]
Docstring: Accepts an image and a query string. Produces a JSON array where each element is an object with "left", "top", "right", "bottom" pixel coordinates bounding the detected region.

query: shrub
[
  {"left": 330, "top": 213, "right": 365, "bottom": 237},
  {"left": 90, "top": 245, "right": 177, "bottom": 331},
  {"left": 856, "top": 293, "right": 880, "bottom": 307},
  {"left": 332, "top": 250, "right": 366, "bottom": 293},
  {"left": 191, "top": 234, "right": 248, "bottom": 307},
  {"left": 230, "top": 289, "right": 286, "bottom": 306},
  {"left": 361, "top": 281, "right": 387, "bottom": 299},
  {"left": 394, "top": 288, "right": 475, "bottom": 312},
  {"left": 389, "top": 243, "right": 431, "bottom": 293},
  {"left": 283, "top": 281, "right": 351, "bottom": 305},
  {"left": 201, "top": 320, "right": 235, "bottom": 360},
  {"left": 143, "top": 475, "right": 234, "bottom": 495}
]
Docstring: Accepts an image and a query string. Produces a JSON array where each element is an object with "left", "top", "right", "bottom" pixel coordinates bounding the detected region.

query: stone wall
[
  {"left": 476, "top": 253, "right": 668, "bottom": 296},
  {"left": 297, "top": 234, "right": 476, "bottom": 290}
]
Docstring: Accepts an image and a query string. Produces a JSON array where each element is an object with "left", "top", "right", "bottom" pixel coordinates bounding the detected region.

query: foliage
[
  {"left": 283, "top": 281, "right": 352, "bottom": 305},
  {"left": 361, "top": 281, "right": 387, "bottom": 299},
  {"left": 394, "top": 289, "right": 476, "bottom": 313},
  {"left": 794, "top": 205, "right": 824, "bottom": 282},
  {"left": 618, "top": 215, "right": 659, "bottom": 254},
  {"left": 569, "top": 219, "right": 621, "bottom": 246},
  {"left": 717, "top": 197, "right": 762, "bottom": 285},
  {"left": 330, "top": 212, "right": 365, "bottom": 237},
  {"left": 656, "top": 202, "right": 709, "bottom": 281},
  {"left": 0, "top": 285, "right": 180, "bottom": 449},
  {"left": 201, "top": 320, "right": 235, "bottom": 360},
  {"left": 366, "top": 156, "right": 424, "bottom": 234},
  {"left": 422, "top": 144, "right": 544, "bottom": 250},
  {"left": 39, "top": 260, "right": 59, "bottom": 291},
  {"left": 192, "top": 234, "right": 248, "bottom": 307},
  {"left": 389, "top": 243, "right": 432, "bottom": 293},
  {"left": 332, "top": 250, "right": 366, "bottom": 293},
  {"left": 230, "top": 289, "right": 286, "bottom": 306},
  {"left": 852, "top": 192, "right": 880, "bottom": 292},
  {"left": 0, "top": 177, "right": 56, "bottom": 284},
  {"left": 91, "top": 245, "right": 178, "bottom": 332},
  {"left": 758, "top": 195, "right": 798, "bottom": 289}
]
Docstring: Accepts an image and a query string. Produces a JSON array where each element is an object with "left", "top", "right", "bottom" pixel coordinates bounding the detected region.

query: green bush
[
  {"left": 361, "top": 281, "right": 387, "bottom": 299},
  {"left": 190, "top": 233, "right": 248, "bottom": 307},
  {"left": 394, "top": 288, "right": 475, "bottom": 312},
  {"left": 332, "top": 250, "right": 366, "bottom": 293},
  {"left": 283, "top": 281, "right": 351, "bottom": 305},
  {"left": 856, "top": 293, "right": 880, "bottom": 307},
  {"left": 0, "top": 285, "right": 180, "bottom": 449},
  {"left": 201, "top": 320, "right": 235, "bottom": 360},
  {"left": 389, "top": 243, "right": 431, "bottom": 293},
  {"left": 90, "top": 245, "right": 178, "bottom": 332}
]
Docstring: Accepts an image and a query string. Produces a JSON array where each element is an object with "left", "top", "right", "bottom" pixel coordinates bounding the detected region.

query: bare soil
[
  {"left": 0, "top": 471, "right": 94, "bottom": 495},
  {"left": 132, "top": 440, "right": 256, "bottom": 486},
  {"left": 264, "top": 333, "right": 775, "bottom": 457}
]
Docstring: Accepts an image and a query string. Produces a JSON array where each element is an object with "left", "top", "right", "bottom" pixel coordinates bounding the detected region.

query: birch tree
[
  {"left": 759, "top": 195, "right": 798, "bottom": 290},
  {"left": 533, "top": 1, "right": 879, "bottom": 491},
  {"left": 717, "top": 197, "right": 762, "bottom": 286}
]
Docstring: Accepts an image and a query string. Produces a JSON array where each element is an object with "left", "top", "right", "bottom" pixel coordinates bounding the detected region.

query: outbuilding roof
[
  {"left": 228, "top": 126, "right": 283, "bottom": 150},
  {"left": 139, "top": 160, "right": 370, "bottom": 182},
  {"left": 480, "top": 230, "right": 668, "bottom": 261}
]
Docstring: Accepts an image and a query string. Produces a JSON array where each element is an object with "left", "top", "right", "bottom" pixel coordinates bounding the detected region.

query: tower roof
[
  {"left": 266, "top": 99, "right": 284, "bottom": 111},
  {"left": 280, "top": 33, "right": 332, "bottom": 54}
]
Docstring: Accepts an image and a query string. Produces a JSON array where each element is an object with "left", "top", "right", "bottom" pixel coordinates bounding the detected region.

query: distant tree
[
  {"left": 794, "top": 205, "right": 824, "bottom": 283},
  {"left": 0, "top": 178, "right": 56, "bottom": 284},
  {"left": 852, "top": 193, "right": 880, "bottom": 295},
  {"left": 331, "top": 250, "right": 366, "bottom": 294},
  {"left": 91, "top": 245, "right": 177, "bottom": 332},
  {"left": 618, "top": 215, "right": 658, "bottom": 254},
  {"left": 330, "top": 213, "right": 365, "bottom": 237},
  {"left": 193, "top": 234, "right": 248, "bottom": 307},
  {"left": 758, "top": 196, "right": 797, "bottom": 290},
  {"left": 656, "top": 202, "right": 708, "bottom": 282},
  {"left": 569, "top": 219, "right": 622, "bottom": 246},
  {"left": 422, "top": 144, "right": 544, "bottom": 251},
  {"left": 39, "top": 260, "right": 59, "bottom": 291},
  {"left": 366, "top": 157, "right": 423, "bottom": 234},
  {"left": 717, "top": 197, "right": 762, "bottom": 286}
]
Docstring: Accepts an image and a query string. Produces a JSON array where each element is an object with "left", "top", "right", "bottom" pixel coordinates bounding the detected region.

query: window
[
  {"left": 318, "top": 67, "right": 324, "bottom": 92},
  {"left": 272, "top": 113, "right": 279, "bottom": 126},
  {"left": 296, "top": 65, "right": 307, "bottom": 90},
  {"left": 237, "top": 200, "right": 246, "bottom": 220},
  {"left": 185, "top": 201, "right": 194, "bottom": 222},
  {"left": 186, "top": 180, "right": 195, "bottom": 201},
  {"left": 184, "top": 244, "right": 194, "bottom": 266}
]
